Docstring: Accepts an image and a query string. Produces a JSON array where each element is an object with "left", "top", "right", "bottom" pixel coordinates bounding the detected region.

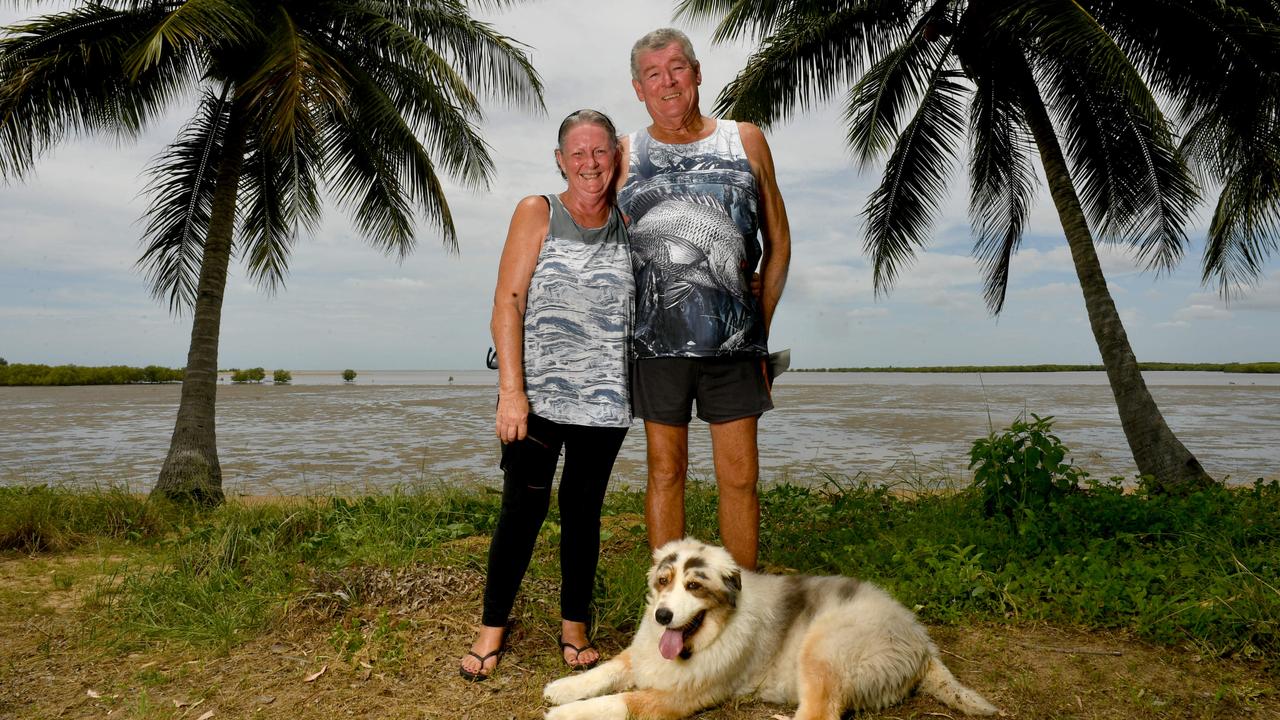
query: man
[{"left": 617, "top": 28, "right": 790, "bottom": 571}]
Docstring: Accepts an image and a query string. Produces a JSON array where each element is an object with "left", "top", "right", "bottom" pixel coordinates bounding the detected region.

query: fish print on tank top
[{"left": 619, "top": 120, "right": 767, "bottom": 358}]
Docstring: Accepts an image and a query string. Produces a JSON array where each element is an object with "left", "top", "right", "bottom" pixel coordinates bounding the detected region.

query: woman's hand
[{"left": 496, "top": 391, "right": 530, "bottom": 443}]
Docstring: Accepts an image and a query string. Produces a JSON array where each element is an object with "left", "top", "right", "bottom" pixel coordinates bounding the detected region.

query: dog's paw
[
  {"left": 545, "top": 695, "right": 627, "bottom": 720},
  {"left": 543, "top": 675, "right": 589, "bottom": 706}
]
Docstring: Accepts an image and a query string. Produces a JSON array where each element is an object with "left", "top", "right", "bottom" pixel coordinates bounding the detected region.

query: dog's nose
[{"left": 655, "top": 607, "right": 673, "bottom": 625}]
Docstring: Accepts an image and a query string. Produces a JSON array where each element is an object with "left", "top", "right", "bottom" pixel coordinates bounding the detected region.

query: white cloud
[
  {"left": 1174, "top": 303, "right": 1233, "bottom": 322},
  {"left": 343, "top": 277, "right": 429, "bottom": 291},
  {"left": 846, "top": 307, "right": 889, "bottom": 319}
]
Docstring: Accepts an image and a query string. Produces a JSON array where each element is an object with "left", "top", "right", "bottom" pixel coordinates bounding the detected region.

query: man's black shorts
[{"left": 631, "top": 356, "right": 774, "bottom": 425}]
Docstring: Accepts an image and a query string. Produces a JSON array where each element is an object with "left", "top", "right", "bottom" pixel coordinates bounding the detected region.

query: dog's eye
[
  {"left": 685, "top": 581, "right": 701, "bottom": 591},
  {"left": 657, "top": 576, "right": 669, "bottom": 586}
]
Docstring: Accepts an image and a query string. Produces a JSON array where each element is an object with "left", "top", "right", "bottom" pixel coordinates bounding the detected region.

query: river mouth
[{"left": 2, "top": 371, "right": 1277, "bottom": 493}]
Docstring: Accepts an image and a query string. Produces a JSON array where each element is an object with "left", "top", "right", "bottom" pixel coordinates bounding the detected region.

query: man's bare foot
[
  {"left": 559, "top": 619, "right": 599, "bottom": 668},
  {"left": 459, "top": 624, "right": 505, "bottom": 681}
]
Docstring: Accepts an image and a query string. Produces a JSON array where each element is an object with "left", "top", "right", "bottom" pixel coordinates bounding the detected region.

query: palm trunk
[
  {"left": 151, "top": 99, "right": 249, "bottom": 505},
  {"left": 1021, "top": 94, "right": 1214, "bottom": 492}
]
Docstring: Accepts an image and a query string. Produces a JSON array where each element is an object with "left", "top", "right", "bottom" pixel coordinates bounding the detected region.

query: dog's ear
[{"left": 722, "top": 569, "right": 742, "bottom": 607}]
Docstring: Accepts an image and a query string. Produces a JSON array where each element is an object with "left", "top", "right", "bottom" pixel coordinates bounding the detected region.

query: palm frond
[
  {"left": 1040, "top": 59, "right": 1198, "bottom": 271},
  {"left": 0, "top": 4, "right": 198, "bottom": 180},
  {"left": 713, "top": 1, "right": 918, "bottom": 127},
  {"left": 968, "top": 61, "right": 1037, "bottom": 314},
  {"left": 1202, "top": 145, "right": 1280, "bottom": 295},
  {"left": 676, "top": 0, "right": 793, "bottom": 42},
  {"left": 1023, "top": 0, "right": 1198, "bottom": 272},
  {"left": 1088, "top": 0, "right": 1280, "bottom": 127},
  {"left": 237, "top": 5, "right": 345, "bottom": 155},
  {"left": 372, "top": 1, "right": 543, "bottom": 112},
  {"left": 137, "top": 87, "right": 230, "bottom": 314},
  {"left": 863, "top": 70, "right": 968, "bottom": 295},
  {"left": 303, "top": 2, "right": 490, "bottom": 189},
  {"left": 320, "top": 62, "right": 458, "bottom": 256},
  {"left": 844, "top": 5, "right": 952, "bottom": 167},
  {"left": 126, "top": 0, "right": 259, "bottom": 77},
  {"left": 460, "top": 0, "right": 536, "bottom": 8},
  {"left": 308, "top": 5, "right": 484, "bottom": 118},
  {"left": 238, "top": 117, "right": 322, "bottom": 294}
]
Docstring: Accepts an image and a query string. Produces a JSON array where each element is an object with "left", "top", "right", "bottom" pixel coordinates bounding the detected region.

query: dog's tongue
[{"left": 658, "top": 628, "right": 684, "bottom": 660}]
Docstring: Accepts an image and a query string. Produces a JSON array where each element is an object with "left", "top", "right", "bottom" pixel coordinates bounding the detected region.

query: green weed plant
[{"left": 969, "top": 413, "right": 1088, "bottom": 527}]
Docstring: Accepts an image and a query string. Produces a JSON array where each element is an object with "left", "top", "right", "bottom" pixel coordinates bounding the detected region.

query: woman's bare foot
[
  {"left": 459, "top": 624, "right": 505, "bottom": 680},
  {"left": 559, "top": 619, "right": 599, "bottom": 668}
]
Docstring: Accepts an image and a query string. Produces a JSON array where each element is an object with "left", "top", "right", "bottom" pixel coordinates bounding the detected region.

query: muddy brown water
[{"left": 2, "top": 371, "right": 1277, "bottom": 493}]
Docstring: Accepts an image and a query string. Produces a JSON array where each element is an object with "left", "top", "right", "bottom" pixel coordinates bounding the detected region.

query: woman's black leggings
[{"left": 481, "top": 413, "right": 628, "bottom": 627}]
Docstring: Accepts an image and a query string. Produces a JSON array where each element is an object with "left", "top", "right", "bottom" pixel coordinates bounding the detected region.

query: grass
[
  {"left": 2, "top": 474, "right": 1279, "bottom": 719},
  {"left": 1, "top": 474, "right": 1277, "bottom": 671}
]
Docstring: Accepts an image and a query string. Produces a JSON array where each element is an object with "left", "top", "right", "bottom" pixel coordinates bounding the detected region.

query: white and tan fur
[{"left": 544, "top": 538, "right": 998, "bottom": 720}]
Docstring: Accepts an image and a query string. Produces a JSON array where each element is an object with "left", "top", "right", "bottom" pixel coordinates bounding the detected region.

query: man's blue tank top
[{"left": 618, "top": 120, "right": 767, "bottom": 358}]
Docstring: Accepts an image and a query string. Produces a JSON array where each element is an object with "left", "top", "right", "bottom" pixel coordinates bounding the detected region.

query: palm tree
[
  {"left": 677, "top": 0, "right": 1280, "bottom": 492},
  {"left": 0, "top": 0, "right": 543, "bottom": 504}
]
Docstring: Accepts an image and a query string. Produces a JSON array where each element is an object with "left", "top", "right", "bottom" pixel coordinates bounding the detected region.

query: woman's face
[{"left": 556, "top": 123, "right": 617, "bottom": 198}]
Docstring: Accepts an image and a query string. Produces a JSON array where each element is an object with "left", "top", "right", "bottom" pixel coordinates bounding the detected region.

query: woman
[{"left": 459, "top": 109, "right": 633, "bottom": 681}]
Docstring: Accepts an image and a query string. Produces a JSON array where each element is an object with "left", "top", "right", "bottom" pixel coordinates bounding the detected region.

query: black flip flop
[
  {"left": 559, "top": 637, "right": 600, "bottom": 671},
  {"left": 459, "top": 647, "right": 502, "bottom": 682}
]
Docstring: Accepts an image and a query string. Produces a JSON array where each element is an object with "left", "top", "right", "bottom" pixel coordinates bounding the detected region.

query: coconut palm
[
  {"left": 0, "top": 0, "right": 543, "bottom": 504},
  {"left": 677, "top": 0, "right": 1280, "bottom": 492}
]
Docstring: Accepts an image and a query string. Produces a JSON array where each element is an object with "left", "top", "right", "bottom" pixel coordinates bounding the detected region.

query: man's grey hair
[{"left": 629, "top": 28, "right": 698, "bottom": 81}]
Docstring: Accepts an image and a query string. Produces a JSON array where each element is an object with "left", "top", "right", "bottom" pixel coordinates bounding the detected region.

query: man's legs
[
  {"left": 644, "top": 420, "right": 689, "bottom": 550},
  {"left": 709, "top": 415, "right": 760, "bottom": 570}
]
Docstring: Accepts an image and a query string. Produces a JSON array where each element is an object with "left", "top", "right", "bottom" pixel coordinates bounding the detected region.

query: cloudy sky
[{"left": 2, "top": 2, "right": 1277, "bottom": 371}]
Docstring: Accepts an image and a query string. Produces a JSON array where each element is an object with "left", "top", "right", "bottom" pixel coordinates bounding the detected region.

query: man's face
[{"left": 632, "top": 42, "right": 701, "bottom": 122}]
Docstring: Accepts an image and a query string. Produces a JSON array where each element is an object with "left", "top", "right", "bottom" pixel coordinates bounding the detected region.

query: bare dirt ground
[{"left": 1, "top": 550, "right": 1276, "bottom": 720}]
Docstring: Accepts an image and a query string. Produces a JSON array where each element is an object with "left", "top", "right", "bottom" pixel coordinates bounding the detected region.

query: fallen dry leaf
[
  {"left": 254, "top": 695, "right": 275, "bottom": 705},
  {"left": 303, "top": 664, "right": 327, "bottom": 682},
  {"left": 86, "top": 689, "right": 101, "bottom": 699},
  {"left": 196, "top": 711, "right": 214, "bottom": 720}
]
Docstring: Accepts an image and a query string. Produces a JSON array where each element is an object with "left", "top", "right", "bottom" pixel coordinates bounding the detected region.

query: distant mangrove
[
  {"left": 229, "top": 368, "right": 267, "bottom": 384},
  {"left": 795, "top": 362, "right": 1280, "bottom": 374},
  {"left": 0, "top": 363, "right": 183, "bottom": 386}
]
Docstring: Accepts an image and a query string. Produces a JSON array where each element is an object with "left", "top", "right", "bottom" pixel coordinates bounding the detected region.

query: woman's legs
[
  {"left": 556, "top": 424, "right": 628, "bottom": 666},
  {"left": 461, "top": 416, "right": 563, "bottom": 678}
]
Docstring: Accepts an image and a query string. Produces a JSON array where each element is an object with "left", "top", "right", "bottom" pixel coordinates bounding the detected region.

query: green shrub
[
  {"left": 273, "top": 369, "right": 292, "bottom": 384},
  {"left": 969, "top": 413, "right": 1088, "bottom": 525},
  {"left": 0, "top": 363, "right": 182, "bottom": 386},
  {"left": 342, "top": 369, "right": 357, "bottom": 382},
  {"left": 231, "top": 367, "right": 266, "bottom": 383}
]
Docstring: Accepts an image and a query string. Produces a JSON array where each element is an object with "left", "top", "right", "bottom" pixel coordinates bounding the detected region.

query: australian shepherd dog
[{"left": 543, "top": 538, "right": 998, "bottom": 720}]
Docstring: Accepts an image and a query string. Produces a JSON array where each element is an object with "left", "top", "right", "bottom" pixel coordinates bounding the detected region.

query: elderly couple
[{"left": 459, "top": 28, "right": 791, "bottom": 682}]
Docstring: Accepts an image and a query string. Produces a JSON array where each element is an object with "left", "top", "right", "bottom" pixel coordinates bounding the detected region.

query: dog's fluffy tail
[{"left": 919, "top": 654, "right": 998, "bottom": 716}]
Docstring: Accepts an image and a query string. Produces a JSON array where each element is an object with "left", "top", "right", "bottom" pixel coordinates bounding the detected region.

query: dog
[{"left": 543, "top": 538, "right": 998, "bottom": 720}]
